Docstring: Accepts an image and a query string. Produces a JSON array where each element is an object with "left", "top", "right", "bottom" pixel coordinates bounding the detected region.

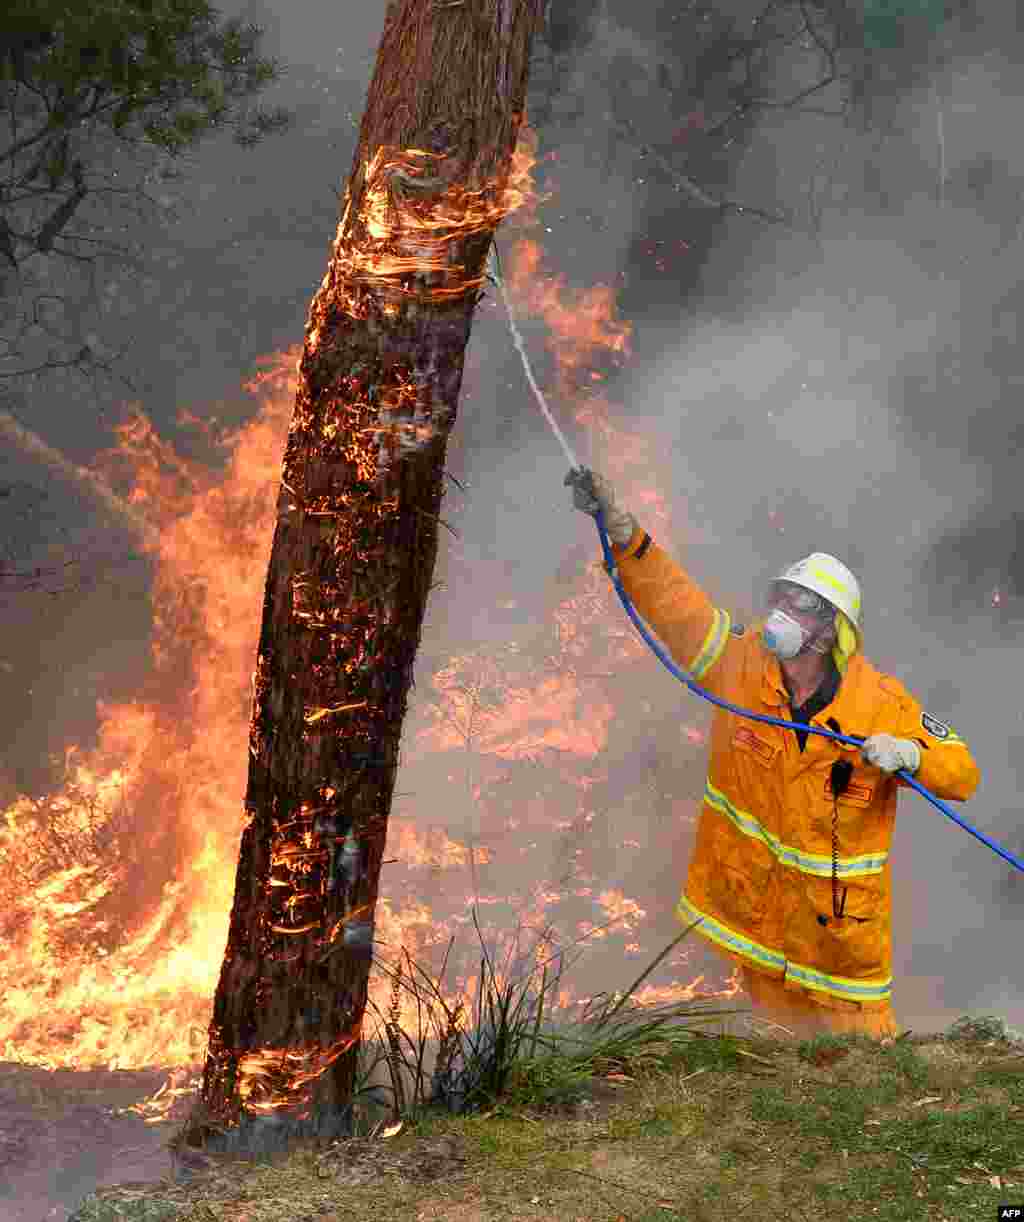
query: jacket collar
[
  {"left": 761, "top": 650, "right": 789, "bottom": 708},
  {"left": 757, "top": 639, "right": 866, "bottom": 728}
]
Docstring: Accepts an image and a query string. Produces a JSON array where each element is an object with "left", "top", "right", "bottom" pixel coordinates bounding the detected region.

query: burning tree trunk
[{"left": 192, "top": 0, "right": 544, "bottom": 1149}]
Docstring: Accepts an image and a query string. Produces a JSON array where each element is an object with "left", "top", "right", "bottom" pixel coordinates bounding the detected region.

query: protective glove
[
  {"left": 564, "top": 467, "right": 638, "bottom": 548},
  {"left": 861, "top": 733, "right": 921, "bottom": 775}
]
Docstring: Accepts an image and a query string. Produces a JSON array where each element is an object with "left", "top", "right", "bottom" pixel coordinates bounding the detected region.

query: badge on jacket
[
  {"left": 730, "top": 622, "right": 745, "bottom": 637},
  {"left": 921, "top": 711, "right": 951, "bottom": 740}
]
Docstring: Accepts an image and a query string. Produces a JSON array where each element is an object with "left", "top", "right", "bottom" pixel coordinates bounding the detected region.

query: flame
[
  {"left": 327, "top": 126, "right": 543, "bottom": 323},
  {"left": 505, "top": 238, "right": 631, "bottom": 397},
  {"left": 236, "top": 1028, "right": 361, "bottom": 1116},
  {"left": 289, "top": 126, "right": 544, "bottom": 499},
  {"left": 416, "top": 668, "right": 615, "bottom": 762},
  {"left": 0, "top": 130, "right": 727, "bottom": 1093},
  {"left": 577, "top": 891, "right": 646, "bottom": 942},
  {"left": 386, "top": 821, "right": 479, "bottom": 871},
  {"left": 0, "top": 377, "right": 294, "bottom": 1070}
]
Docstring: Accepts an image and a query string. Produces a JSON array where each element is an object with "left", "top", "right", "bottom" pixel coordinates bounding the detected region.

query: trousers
[{"left": 738, "top": 965, "right": 898, "bottom": 1040}]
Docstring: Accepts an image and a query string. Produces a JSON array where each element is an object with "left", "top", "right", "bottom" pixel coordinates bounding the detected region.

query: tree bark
[{"left": 192, "top": 0, "right": 544, "bottom": 1152}]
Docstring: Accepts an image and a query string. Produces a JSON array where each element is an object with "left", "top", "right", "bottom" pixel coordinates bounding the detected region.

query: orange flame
[
  {"left": 416, "top": 667, "right": 616, "bottom": 762},
  {"left": 505, "top": 238, "right": 631, "bottom": 397},
  {"left": 236, "top": 1028, "right": 361, "bottom": 1115},
  {"left": 327, "top": 127, "right": 543, "bottom": 322},
  {"left": 0, "top": 130, "right": 727, "bottom": 1088}
]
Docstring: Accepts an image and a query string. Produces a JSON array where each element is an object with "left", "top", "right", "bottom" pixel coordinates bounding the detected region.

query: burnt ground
[{"left": 0, "top": 1063, "right": 179, "bottom": 1222}]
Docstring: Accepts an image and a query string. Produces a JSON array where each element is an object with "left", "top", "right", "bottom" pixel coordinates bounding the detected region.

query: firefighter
[{"left": 565, "top": 468, "right": 981, "bottom": 1039}]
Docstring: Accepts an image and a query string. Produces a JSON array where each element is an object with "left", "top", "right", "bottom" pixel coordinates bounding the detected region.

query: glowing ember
[
  {"left": 416, "top": 665, "right": 616, "bottom": 762},
  {"left": 236, "top": 1029, "right": 361, "bottom": 1116},
  {"left": 0, "top": 136, "right": 725, "bottom": 1088},
  {"left": 577, "top": 890, "right": 645, "bottom": 942},
  {"left": 0, "top": 352, "right": 646, "bottom": 1076},
  {"left": 330, "top": 131, "right": 542, "bottom": 321}
]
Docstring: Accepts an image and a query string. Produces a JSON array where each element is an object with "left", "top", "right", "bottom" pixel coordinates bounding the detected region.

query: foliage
[
  {"left": 357, "top": 907, "right": 743, "bottom": 1127},
  {"left": 76, "top": 1026, "right": 1024, "bottom": 1221},
  {"left": 150, "top": 933, "right": 1024, "bottom": 1222},
  {"left": 0, "top": 747, "right": 140, "bottom": 952},
  {"left": 862, "top": 0, "right": 947, "bottom": 51},
  {"left": 944, "top": 1014, "right": 1015, "bottom": 1044},
  {"left": 0, "top": 0, "right": 292, "bottom": 389},
  {"left": 151, "top": 906, "right": 1024, "bottom": 1220}
]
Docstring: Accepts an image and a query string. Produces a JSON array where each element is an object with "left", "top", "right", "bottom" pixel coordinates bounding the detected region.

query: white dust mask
[{"left": 762, "top": 608, "right": 808, "bottom": 660}]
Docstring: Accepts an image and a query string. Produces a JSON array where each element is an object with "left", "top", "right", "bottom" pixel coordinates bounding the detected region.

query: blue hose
[{"left": 594, "top": 510, "right": 1024, "bottom": 876}]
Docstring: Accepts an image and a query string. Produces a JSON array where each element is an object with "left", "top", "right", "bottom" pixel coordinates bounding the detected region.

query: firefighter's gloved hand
[
  {"left": 564, "top": 468, "right": 637, "bottom": 548},
  {"left": 861, "top": 734, "right": 921, "bottom": 775}
]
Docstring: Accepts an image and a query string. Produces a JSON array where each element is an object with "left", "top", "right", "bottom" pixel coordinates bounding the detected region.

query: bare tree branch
[
  {"left": 618, "top": 116, "right": 797, "bottom": 230},
  {"left": 35, "top": 162, "right": 88, "bottom": 253},
  {"left": 0, "top": 216, "right": 16, "bottom": 269},
  {"left": 0, "top": 7, "right": 291, "bottom": 395}
]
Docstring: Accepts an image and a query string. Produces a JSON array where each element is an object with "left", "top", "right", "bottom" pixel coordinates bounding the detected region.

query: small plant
[
  {"left": 431, "top": 992, "right": 466, "bottom": 1107},
  {"left": 362, "top": 908, "right": 745, "bottom": 1126},
  {"left": 945, "top": 1015, "right": 1009, "bottom": 1044},
  {"left": 385, "top": 956, "right": 407, "bottom": 1120}
]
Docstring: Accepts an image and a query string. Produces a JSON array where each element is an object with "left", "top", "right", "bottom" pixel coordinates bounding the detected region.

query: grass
[
  {"left": 351, "top": 909, "right": 745, "bottom": 1126},
  {"left": 75, "top": 912, "right": 1024, "bottom": 1222}
]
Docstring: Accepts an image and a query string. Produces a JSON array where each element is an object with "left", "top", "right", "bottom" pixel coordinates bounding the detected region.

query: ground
[
  {"left": 64, "top": 1022, "right": 1024, "bottom": 1222},
  {"left": 0, "top": 1063, "right": 173, "bottom": 1221}
]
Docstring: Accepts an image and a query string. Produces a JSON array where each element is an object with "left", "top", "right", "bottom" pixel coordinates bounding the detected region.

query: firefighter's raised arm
[{"left": 564, "top": 468, "right": 733, "bottom": 690}]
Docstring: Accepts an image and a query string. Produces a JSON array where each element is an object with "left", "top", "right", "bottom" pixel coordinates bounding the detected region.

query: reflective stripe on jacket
[{"left": 608, "top": 527, "right": 981, "bottom": 1007}]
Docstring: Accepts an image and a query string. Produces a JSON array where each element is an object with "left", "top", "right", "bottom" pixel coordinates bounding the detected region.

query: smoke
[
  {"left": 5, "top": 6, "right": 1024, "bottom": 1216},
  {"left": 505, "top": 2, "right": 1024, "bottom": 1031},
  {"left": 0, "top": 409, "right": 155, "bottom": 544},
  {"left": 4, "top": 0, "right": 1024, "bottom": 1177},
  {"left": 400, "top": 1, "right": 1023, "bottom": 1033},
  {"left": 206, "top": 0, "right": 1024, "bottom": 1035}
]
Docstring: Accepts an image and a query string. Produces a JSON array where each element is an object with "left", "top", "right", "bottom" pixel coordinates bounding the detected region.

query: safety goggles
[{"left": 768, "top": 581, "right": 833, "bottom": 620}]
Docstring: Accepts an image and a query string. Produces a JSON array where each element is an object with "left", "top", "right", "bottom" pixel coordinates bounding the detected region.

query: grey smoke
[{"left": 5, "top": 2, "right": 1024, "bottom": 1216}]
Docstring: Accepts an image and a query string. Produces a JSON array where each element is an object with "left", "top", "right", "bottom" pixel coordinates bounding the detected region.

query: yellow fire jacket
[{"left": 609, "top": 526, "right": 981, "bottom": 1008}]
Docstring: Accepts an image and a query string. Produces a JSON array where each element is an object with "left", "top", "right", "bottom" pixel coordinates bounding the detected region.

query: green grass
[
  {"left": 321, "top": 920, "right": 1024, "bottom": 1221},
  {"left": 83, "top": 914, "right": 1023, "bottom": 1222},
  {"left": 882, "top": 1037, "right": 932, "bottom": 1088},
  {"left": 351, "top": 908, "right": 746, "bottom": 1129}
]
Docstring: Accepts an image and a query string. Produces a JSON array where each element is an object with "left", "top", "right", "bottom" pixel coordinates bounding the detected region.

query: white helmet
[{"left": 774, "top": 552, "right": 862, "bottom": 632}]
